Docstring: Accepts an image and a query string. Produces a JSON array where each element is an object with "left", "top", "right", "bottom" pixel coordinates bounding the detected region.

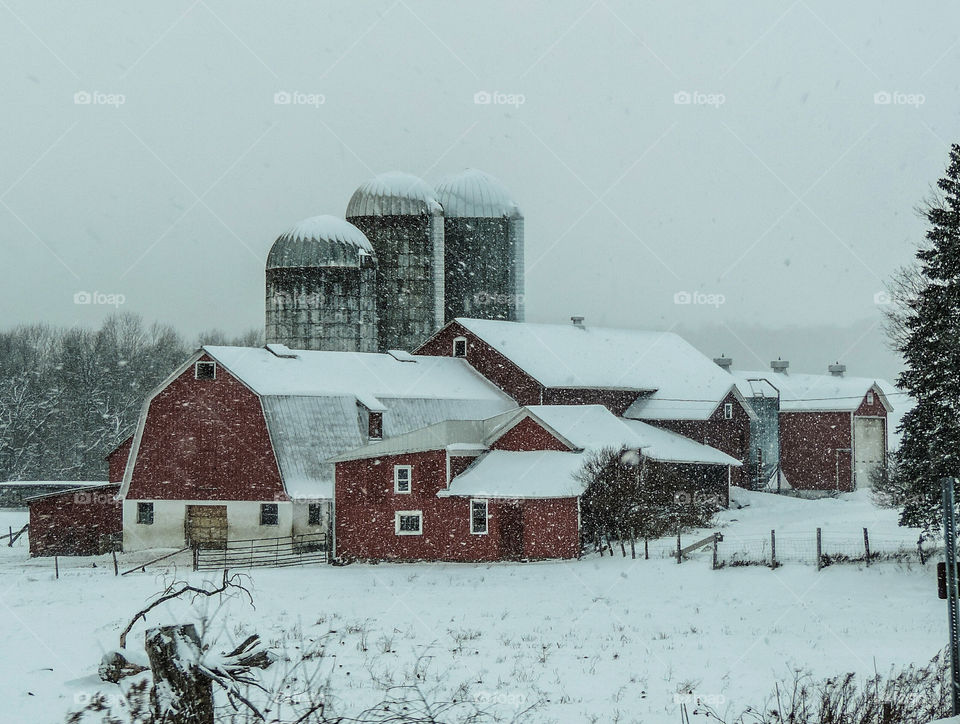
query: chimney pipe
[
  {"left": 828, "top": 362, "right": 846, "bottom": 377},
  {"left": 571, "top": 316, "right": 585, "bottom": 328},
  {"left": 770, "top": 358, "right": 789, "bottom": 373},
  {"left": 714, "top": 355, "right": 733, "bottom": 370}
]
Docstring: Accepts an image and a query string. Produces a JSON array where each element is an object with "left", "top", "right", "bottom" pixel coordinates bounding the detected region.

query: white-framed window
[
  {"left": 394, "top": 465, "right": 412, "bottom": 494},
  {"left": 137, "top": 501, "right": 154, "bottom": 525},
  {"left": 470, "top": 499, "right": 488, "bottom": 535},
  {"left": 195, "top": 361, "right": 217, "bottom": 380},
  {"left": 723, "top": 402, "right": 734, "bottom": 420},
  {"left": 867, "top": 391, "right": 875, "bottom": 405},
  {"left": 453, "top": 337, "right": 467, "bottom": 358},
  {"left": 395, "top": 510, "right": 422, "bottom": 535}
]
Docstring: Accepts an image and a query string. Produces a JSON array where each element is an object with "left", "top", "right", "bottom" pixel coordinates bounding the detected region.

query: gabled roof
[
  {"left": 442, "top": 318, "right": 751, "bottom": 421},
  {"left": 731, "top": 370, "right": 893, "bottom": 413},
  {"left": 439, "top": 451, "right": 584, "bottom": 499}
]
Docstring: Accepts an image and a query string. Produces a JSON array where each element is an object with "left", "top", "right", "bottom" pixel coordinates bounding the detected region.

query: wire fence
[{"left": 595, "top": 528, "right": 936, "bottom": 569}]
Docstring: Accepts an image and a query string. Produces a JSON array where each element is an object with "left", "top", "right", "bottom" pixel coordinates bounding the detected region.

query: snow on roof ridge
[{"left": 346, "top": 171, "right": 443, "bottom": 217}]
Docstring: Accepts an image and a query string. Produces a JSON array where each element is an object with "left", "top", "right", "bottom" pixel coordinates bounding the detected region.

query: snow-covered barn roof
[
  {"left": 345, "top": 171, "right": 443, "bottom": 217},
  {"left": 434, "top": 169, "right": 522, "bottom": 219},
  {"left": 445, "top": 318, "right": 752, "bottom": 421},
  {"left": 439, "top": 451, "right": 585, "bottom": 499},
  {"left": 331, "top": 404, "right": 740, "bottom": 468},
  {"left": 266, "top": 215, "right": 374, "bottom": 270},
  {"left": 119, "top": 347, "right": 516, "bottom": 502},
  {"left": 730, "top": 369, "right": 892, "bottom": 413}
]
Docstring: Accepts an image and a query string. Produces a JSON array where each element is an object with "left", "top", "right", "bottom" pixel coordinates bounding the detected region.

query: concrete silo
[
  {"left": 345, "top": 172, "right": 444, "bottom": 352},
  {"left": 435, "top": 169, "right": 524, "bottom": 323},
  {"left": 265, "top": 215, "right": 378, "bottom": 352}
]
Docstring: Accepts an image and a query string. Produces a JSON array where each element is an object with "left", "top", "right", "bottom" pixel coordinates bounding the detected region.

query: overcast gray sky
[{"left": 2, "top": 1, "right": 957, "bottom": 382}]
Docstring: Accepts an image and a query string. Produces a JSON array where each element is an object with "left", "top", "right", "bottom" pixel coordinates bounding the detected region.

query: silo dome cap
[
  {"left": 266, "top": 215, "right": 376, "bottom": 269},
  {"left": 434, "top": 168, "right": 522, "bottom": 219},
  {"left": 346, "top": 171, "right": 443, "bottom": 217}
]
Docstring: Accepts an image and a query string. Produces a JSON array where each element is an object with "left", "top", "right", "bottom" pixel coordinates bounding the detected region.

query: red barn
[
  {"left": 733, "top": 363, "right": 891, "bottom": 492},
  {"left": 118, "top": 344, "right": 515, "bottom": 551},
  {"left": 415, "top": 317, "right": 756, "bottom": 485},
  {"left": 332, "top": 404, "right": 740, "bottom": 562}
]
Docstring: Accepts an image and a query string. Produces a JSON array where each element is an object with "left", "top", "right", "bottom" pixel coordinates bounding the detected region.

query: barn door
[
  {"left": 185, "top": 505, "right": 228, "bottom": 549},
  {"left": 853, "top": 418, "right": 885, "bottom": 490},
  {"left": 498, "top": 501, "right": 524, "bottom": 559}
]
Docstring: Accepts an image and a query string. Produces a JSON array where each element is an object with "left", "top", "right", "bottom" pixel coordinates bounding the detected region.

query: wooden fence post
[
  {"left": 112, "top": 550, "right": 119, "bottom": 576},
  {"left": 630, "top": 530, "right": 636, "bottom": 560},
  {"left": 816, "top": 527, "right": 822, "bottom": 570},
  {"left": 644, "top": 539, "right": 649, "bottom": 560},
  {"left": 619, "top": 531, "right": 626, "bottom": 558},
  {"left": 54, "top": 556, "right": 59, "bottom": 579},
  {"left": 771, "top": 530, "right": 777, "bottom": 568},
  {"left": 712, "top": 534, "right": 719, "bottom": 570},
  {"left": 7, "top": 526, "right": 11, "bottom": 547},
  {"left": 863, "top": 527, "right": 871, "bottom": 565},
  {"left": 676, "top": 530, "right": 682, "bottom": 564}
]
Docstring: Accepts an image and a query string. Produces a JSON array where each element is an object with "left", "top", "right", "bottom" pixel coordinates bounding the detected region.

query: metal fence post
[
  {"left": 770, "top": 530, "right": 776, "bottom": 568},
  {"left": 942, "top": 477, "right": 960, "bottom": 716}
]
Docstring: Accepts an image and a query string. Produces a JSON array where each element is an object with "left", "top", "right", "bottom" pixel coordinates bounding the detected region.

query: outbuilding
[{"left": 28, "top": 483, "right": 121, "bottom": 556}]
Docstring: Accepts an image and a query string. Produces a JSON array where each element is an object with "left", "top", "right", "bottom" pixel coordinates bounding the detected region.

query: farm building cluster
[{"left": 20, "top": 169, "right": 896, "bottom": 561}]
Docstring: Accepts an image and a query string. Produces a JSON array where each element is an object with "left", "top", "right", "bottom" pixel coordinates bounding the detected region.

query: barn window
[
  {"left": 867, "top": 391, "right": 875, "bottom": 405},
  {"left": 470, "top": 499, "right": 488, "bottom": 535},
  {"left": 453, "top": 337, "right": 467, "bottom": 358},
  {"left": 723, "top": 403, "right": 733, "bottom": 420},
  {"left": 136, "top": 502, "right": 154, "bottom": 525},
  {"left": 369, "top": 411, "right": 383, "bottom": 440},
  {"left": 308, "top": 503, "right": 322, "bottom": 526},
  {"left": 395, "top": 510, "right": 422, "bottom": 535},
  {"left": 394, "top": 465, "right": 412, "bottom": 494},
  {"left": 195, "top": 361, "right": 217, "bottom": 380},
  {"left": 260, "top": 503, "right": 279, "bottom": 526}
]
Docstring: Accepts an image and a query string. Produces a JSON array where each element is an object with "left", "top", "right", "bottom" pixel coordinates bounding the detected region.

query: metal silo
[
  {"left": 345, "top": 172, "right": 444, "bottom": 352},
  {"left": 435, "top": 169, "right": 524, "bottom": 323},
  {"left": 265, "top": 215, "right": 378, "bottom": 352}
]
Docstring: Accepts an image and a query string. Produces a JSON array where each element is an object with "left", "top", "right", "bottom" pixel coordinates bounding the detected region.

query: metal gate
[{"left": 194, "top": 532, "right": 327, "bottom": 570}]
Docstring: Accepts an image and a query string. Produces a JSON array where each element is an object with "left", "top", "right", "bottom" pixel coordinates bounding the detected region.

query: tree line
[{"left": 0, "top": 313, "right": 261, "bottom": 483}]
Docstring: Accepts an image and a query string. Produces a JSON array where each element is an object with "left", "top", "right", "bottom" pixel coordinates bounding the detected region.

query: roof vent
[
  {"left": 770, "top": 358, "right": 789, "bottom": 373},
  {"left": 714, "top": 355, "right": 733, "bottom": 370},
  {"left": 828, "top": 362, "right": 846, "bottom": 377},
  {"left": 571, "top": 316, "right": 585, "bottom": 328},
  {"left": 266, "top": 343, "right": 299, "bottom": 359}
]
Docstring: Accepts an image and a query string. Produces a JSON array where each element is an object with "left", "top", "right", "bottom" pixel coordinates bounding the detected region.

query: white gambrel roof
[
  {"left": 731, "top": 370, "right": 892, "bottom": 413},
  {"left": 450, "top": 318, "right": 752, "bottom": 421},
  {"left": 346, "top": 172, "right": 443, "bottom": 217},
  {"left": 434, "top": 169, "right": 522, "bottom": 219}
]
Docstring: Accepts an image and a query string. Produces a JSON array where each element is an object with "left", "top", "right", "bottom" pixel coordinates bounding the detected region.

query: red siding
[
  {"left": 416, "top": 322, "right": 544, "bottom": 405},
  {"left": 29, "top": 485, "right": 122, "bottom": 556},
  {"left": 647, "top": 391, "right": 751, "bottom": 487},
  {"left": 107, "top": 436, "right": 133, "bottom": 483},
  {"left": 127, "top": 354, "right": 286, "bottom": 502},
  {"left": 780, "top": 410, "right": 852, "bottom": 491},
  {"left": 542, "top": 388, "right": 641, "bottom": 416},
  {"left": 491, "top": 415, "right": 571, "bottom": 452},
  {"left": 335, "top": 450, "right": 579, "bottom": 561}
]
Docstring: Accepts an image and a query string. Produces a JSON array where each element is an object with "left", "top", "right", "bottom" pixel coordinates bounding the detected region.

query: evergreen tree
[{"left": 896, "top": 143, "right": 960, "bottom": 530}]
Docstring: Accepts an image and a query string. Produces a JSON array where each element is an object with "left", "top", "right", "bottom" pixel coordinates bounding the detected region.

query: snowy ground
[{"left": 0, "top": 491, "right": 946, "bottom": 723}]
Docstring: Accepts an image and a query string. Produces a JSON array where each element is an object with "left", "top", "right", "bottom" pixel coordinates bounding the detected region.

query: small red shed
[{"left": 28, "top": 483, "right": 122, "bottom": 556}]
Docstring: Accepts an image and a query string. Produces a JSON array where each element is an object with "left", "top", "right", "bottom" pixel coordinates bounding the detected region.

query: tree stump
[{"left": 145, "top": 624, "right": 214, "bottom": 724}]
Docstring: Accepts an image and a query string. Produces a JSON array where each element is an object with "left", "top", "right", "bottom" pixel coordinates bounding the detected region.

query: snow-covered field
[{"left": 0, "top": 491, "right": 945, "bottom": 723}]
